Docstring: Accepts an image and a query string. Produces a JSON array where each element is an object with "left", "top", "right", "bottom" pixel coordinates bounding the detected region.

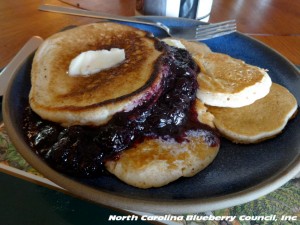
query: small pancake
[
  {"left": 105, "top": 129, "right": 219, "bottom": 189},
  {"left": 180, "top": 39, "right": 212, "bottom": 56},
  {"left": 30, "top": 22, "right": 166, "bottom": 126},
  {"left": 207, "top": 83, "right": 298, "bottom": 144},
  {"left": 105, "top": 99, "right": 219, "bottom": 188},
  {"left": 194, "top": 52, "right": 272, "bottom": 108},
  {"left": 195, "top": 99, "right": 215, "bottom": 128}
]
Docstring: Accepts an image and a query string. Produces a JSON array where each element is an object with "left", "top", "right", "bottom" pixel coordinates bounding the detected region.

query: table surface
[
  {"left": 0, "top": 0, "right": 300, "bottom": 69},
  {"left": 0, "top": 0, "right": 300, "bottom": 224}
]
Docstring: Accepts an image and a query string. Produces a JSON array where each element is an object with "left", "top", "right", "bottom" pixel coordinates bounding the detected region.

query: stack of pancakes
[
  {"left": 29, "top": 22, "right": 297, "bottom": 189},
  {"left": 29, "top": 23, "right": 220, "bottom": 188}
]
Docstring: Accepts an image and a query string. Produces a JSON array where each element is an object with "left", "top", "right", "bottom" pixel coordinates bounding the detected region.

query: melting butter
[{"left": 68, "top": 48, "right": 125, "bottom": 77}]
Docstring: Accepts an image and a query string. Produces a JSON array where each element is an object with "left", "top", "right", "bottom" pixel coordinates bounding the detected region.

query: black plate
[{"left": 3, "top": 17, "right": 300, "bottom": 214}]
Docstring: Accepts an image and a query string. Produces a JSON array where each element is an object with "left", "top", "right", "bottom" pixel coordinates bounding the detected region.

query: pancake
[
  {"left": 161, "top": 39, "right": 272, "bottom": 108},
  {"left": 195, "top": 99, "right": 215, "bottom": 128},
  {"left": 30, "top": 22, "right": 167, "bottom": 126},
  {"left": 180, "top": 39, "right": 212, "bottom": 56},
  {"left": 207, "top": 83, "right": 298, "bottom": 144},
  {"left": 105, "top": 99, "right": 219, "bottom": 188},
  {"left": 105, "top": 132, "right": 219, "bottom": 189},
  {"left": 194, "top": 52, "right": 272, "bottom": 108}
]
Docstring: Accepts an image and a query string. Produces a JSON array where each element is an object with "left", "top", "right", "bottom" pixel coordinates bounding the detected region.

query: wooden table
[{"left": 0, "top": 0, "right": 299, "bottom": 69}]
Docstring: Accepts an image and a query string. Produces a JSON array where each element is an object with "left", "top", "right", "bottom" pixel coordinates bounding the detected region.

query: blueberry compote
[{"left": 23, "top": 43, "right": 219, "bottom": 177}]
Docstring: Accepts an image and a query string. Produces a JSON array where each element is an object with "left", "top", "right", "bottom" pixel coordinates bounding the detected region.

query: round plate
[{"left": 3, "top": 17, "right": 300, "bottom": 214}]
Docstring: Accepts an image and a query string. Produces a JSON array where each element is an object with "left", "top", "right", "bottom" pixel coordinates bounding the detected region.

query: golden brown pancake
[
  {"left": 105, "top": 130, "right": 219, "bottom": 189},
  {"left": 30, "top": 22, "right": 166, "bottom": 126},
  {"left": 195, "top": 99, "right": 215, "bottom": 128},
  {"left": 161, "top": 39, "right": 272, "bottom": 109},
  {"left": 180, "top": 39, "right": 212, "bottom": 56},
  {"left": 194, "top": 52, "right": 272, "bottom": 108},
  {"left": 105, "top": 99, "right": 219, "bottom": 188},
  {"left": 207, "top": 83, "right": 298, "bottom": 144}
]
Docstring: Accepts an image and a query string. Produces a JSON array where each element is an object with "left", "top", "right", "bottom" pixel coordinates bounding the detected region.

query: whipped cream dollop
[{"left": 68, "top": 48, "right": 125, "bottom": 77}]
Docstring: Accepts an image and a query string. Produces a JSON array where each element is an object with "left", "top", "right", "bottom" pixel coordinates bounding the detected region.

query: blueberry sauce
[{"left": 23, "top": 44, "right": 220, "bottom": 177}]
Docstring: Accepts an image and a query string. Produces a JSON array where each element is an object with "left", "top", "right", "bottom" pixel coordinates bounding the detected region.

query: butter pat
[{"left": 68, "top": 48, "right": 125, "bottom": 76}]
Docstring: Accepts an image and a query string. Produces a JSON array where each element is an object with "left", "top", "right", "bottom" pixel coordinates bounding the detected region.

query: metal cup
[{"left": 136, "top": 0, "right": 213, "bottom": 20}]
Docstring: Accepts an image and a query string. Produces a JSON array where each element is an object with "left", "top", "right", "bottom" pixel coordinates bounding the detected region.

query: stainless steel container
[{"left": 136, "top": 0, "right": 213, "bottom": 20}]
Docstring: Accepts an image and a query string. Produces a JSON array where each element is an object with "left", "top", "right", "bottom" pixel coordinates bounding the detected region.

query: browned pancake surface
[
  {"left": 30, "top": 22, "right": 164, "bottom": 126},
  {"left": 195, "top": 52, "right": 265, "bottom": 94},
  {"left": 207, "top": 83, "right": 298, "bottom": 143},
  {"left": 105, "top": 99, "right": 219, "bottom": 189},
  {"left": 180, "top": 39, "right": 212, "bottom": 56},
  {"left": 105, "top": 131, "right": 219, "bottom": 188}
]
